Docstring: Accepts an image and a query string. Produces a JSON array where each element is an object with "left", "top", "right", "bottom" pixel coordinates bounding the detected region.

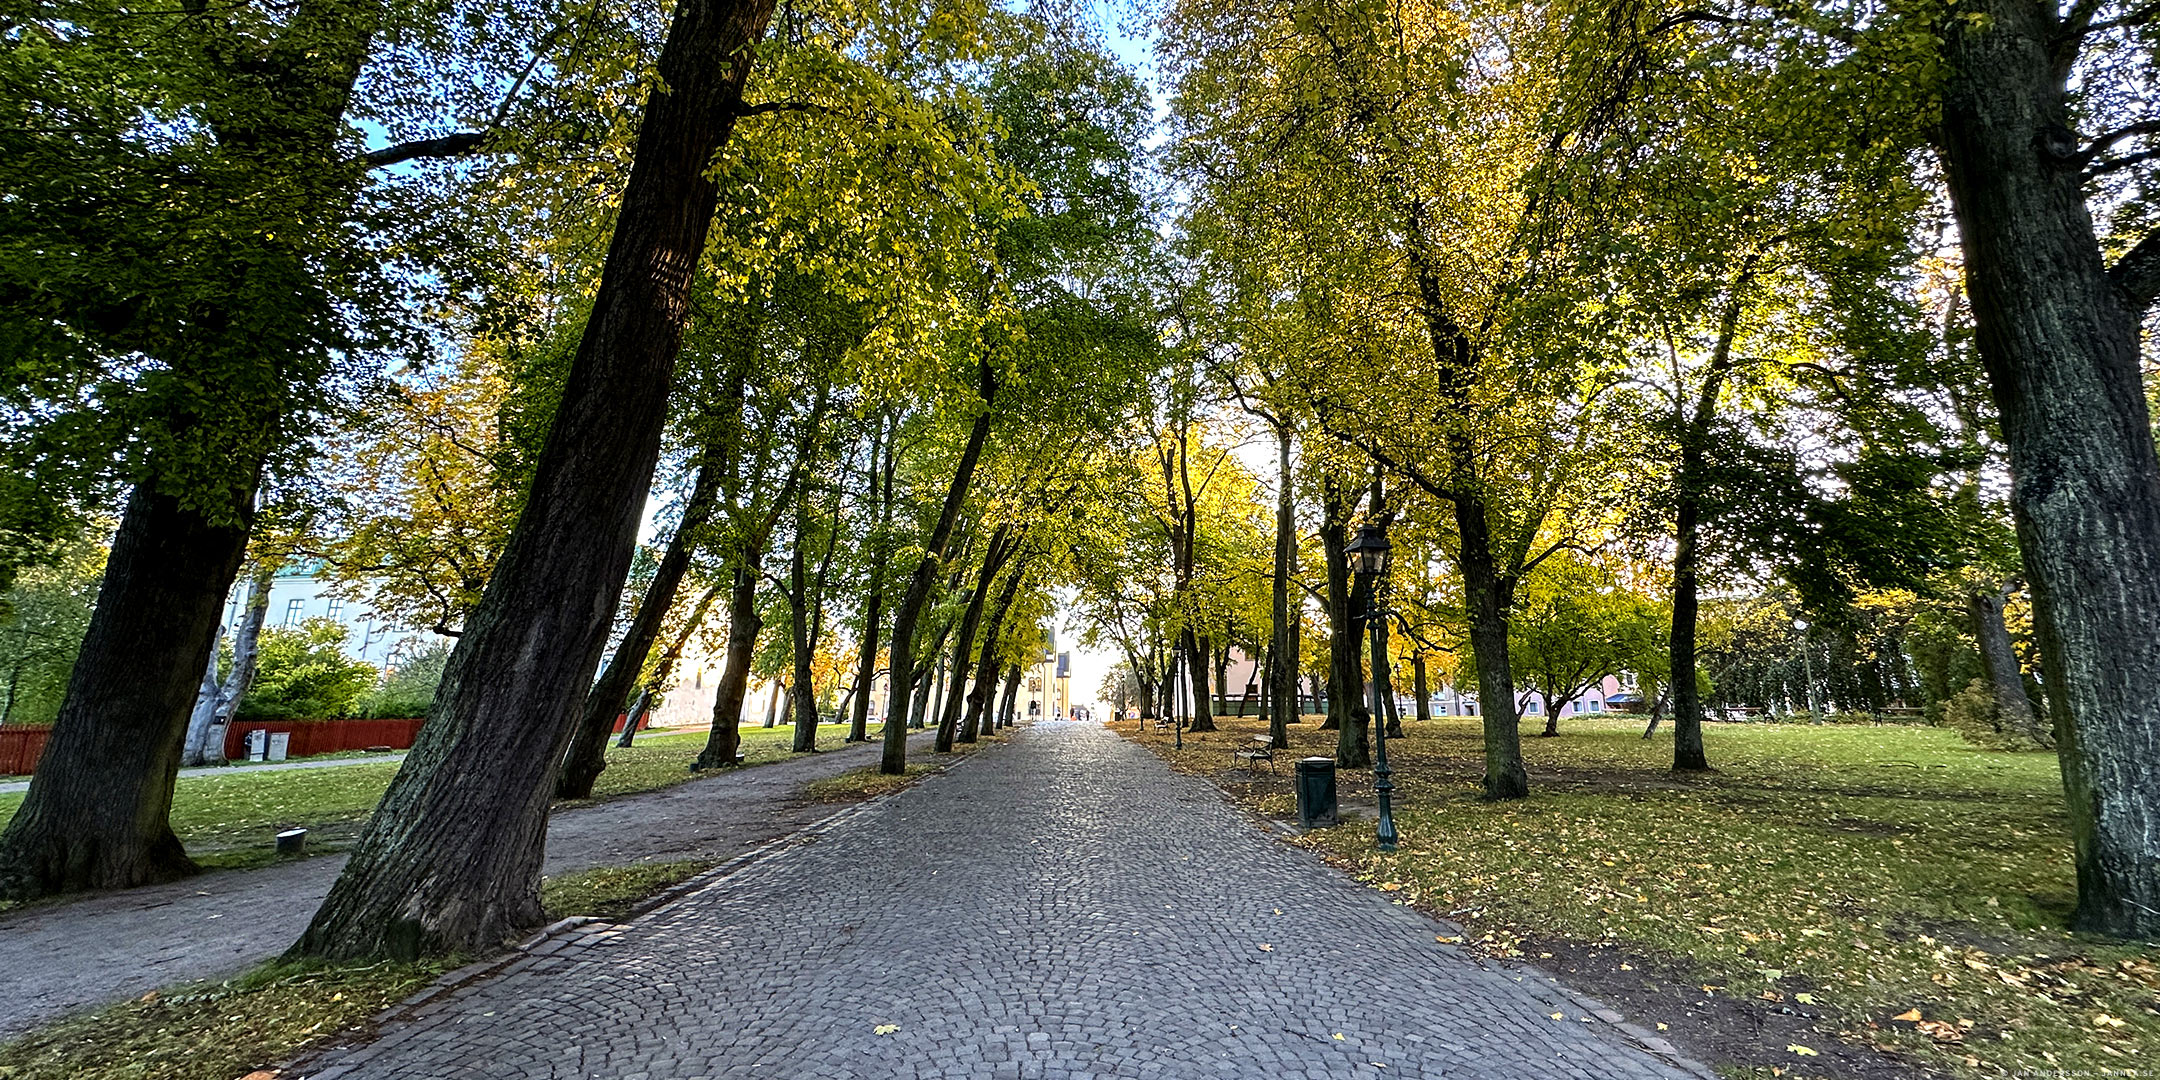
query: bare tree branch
[
  {"left": 2077, "top": 118, "right": 2160, "bottom": 166},
  {"left": 363, "top": 132, "right": 488, "bottom": 169}
]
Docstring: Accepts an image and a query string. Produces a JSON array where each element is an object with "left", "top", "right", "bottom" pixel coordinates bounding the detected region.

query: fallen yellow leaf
[
  {"left": 1550, "top": 1012, "right": 1565, "bottom": 1021},
  {"left": 2095, "top": 1013, "right": 2128, "bottom": 1029},
  {"left": 873, "top": 1024, "right": 899, "bottom": 1036},
  {"left": 1787, "top": 1044, "right": 1819, "bottom": 1057},
  {"left": 1258, "top": 943, "right": 1274, "bottom": 952},
  {"left": 1892, "top": 1009, "right": 1923, "bottom": 1022},
  {"left": 1332, "top": 1033, "right": 1345, "bottom": 1041},
  {"left": 1793, "top": 993, "right": 1817, "bottom": 1005}
]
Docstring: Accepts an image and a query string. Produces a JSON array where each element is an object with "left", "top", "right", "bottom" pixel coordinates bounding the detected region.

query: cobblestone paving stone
[
  {"left": 304, "top": 721, "right": 1707, "bottom": 1079},
  {"left": 0, "top": 729, "right": 936, "bottom": 1040}
]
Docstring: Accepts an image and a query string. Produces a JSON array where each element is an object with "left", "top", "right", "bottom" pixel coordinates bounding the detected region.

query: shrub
[
  {"left": 355, "top": 639, "right": 450, "bottom": 718},
  {"left": 1942, "top": 677, "right": 2049, "bottom": 750},
  {"left": 236, "top": 619, "right": 380, "bottom": 721}
]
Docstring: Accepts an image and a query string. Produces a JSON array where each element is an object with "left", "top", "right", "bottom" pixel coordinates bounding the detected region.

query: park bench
[{"left": 1231, "top": 734, "right": 1276, "bottom": 773}]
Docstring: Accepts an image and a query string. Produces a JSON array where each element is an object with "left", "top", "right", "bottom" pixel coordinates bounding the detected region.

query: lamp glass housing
[{"left": 1347, "top": 525, "right": 1392, "bottom": 576}]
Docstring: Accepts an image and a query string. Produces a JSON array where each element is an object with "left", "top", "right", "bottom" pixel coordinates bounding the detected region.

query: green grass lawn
[
  {"left": 0, "top": 722, "right": 858, "bottom": 871},
  {"left": 1128, "top": 715, "right": 2155, "bottom": 1079}
]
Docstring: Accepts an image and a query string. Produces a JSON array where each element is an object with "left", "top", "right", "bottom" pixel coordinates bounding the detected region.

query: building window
[
  {"left": 1589, "top": 699, "right": 1603, "bottom": 713},
  {"left": 1526, "top": 700, "right": 1541, "bottom": 714},
  {"left": 284, "top": 599, "right": 306, "bottom": 626},
  {"left": 1573, "top": 700, "right": 1584, "bottom": 713},
  {"left": 326, "top": 597, "right": 344, "bottom": 619}
]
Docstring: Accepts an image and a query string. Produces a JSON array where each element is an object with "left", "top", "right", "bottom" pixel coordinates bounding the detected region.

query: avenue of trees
[{"left": 1, "top": 0, "right": 2155, "bottom": 954}]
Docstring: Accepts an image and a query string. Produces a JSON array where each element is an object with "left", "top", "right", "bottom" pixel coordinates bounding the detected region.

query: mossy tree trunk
[{"left": 1937, "top": 0, "right": 2160, "bottom": 936}]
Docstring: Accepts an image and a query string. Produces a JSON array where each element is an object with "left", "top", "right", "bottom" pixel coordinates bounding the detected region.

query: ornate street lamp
[{"left": 1346, "top": 524, "right": 1399, "bottom": 851}]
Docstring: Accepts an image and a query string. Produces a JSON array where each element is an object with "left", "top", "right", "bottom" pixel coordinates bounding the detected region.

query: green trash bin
[{"left": 1295, "top": 757, "right": 1338, "bottom": 828}]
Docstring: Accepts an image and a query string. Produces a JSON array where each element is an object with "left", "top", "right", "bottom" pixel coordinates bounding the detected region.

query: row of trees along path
[{"left": 1, "top": 0, "right": 2157, "bottom": 964}]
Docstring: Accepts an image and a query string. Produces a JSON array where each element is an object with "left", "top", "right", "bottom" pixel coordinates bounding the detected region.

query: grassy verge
[
  {"left": 0, "top": 958, "right": 449, "bottom": 1080},
  {"left": 800, "top": 732, "right": 994, "bottom": 803},
  {"left": 0, "top": 723, "right": 855, "bottom": 874},
  {"left": 541, "top": 859, "right": 716, "bottom": 922},
  {"left": 1123, "top": 715, "right": 2156, "bottom": 1080}
]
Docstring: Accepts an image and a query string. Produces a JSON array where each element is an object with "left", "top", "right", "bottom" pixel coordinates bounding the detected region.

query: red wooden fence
[
  {"left": 224, "top": 718, "right": 426, "bottom": 760},
  {"left": 0, "top": 726, "right": 50, "bottom": 776},
  {"left": 0, "top": 718, "right": 427, "bottom": 778}
]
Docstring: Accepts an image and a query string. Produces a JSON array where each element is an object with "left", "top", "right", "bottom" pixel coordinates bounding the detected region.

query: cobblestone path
[
  {"left": 305, "top": 721, "right": 1703, "bottom": 1079},
  {"left": 0, "top": 729, "right": 934, "bottom": 1039}
]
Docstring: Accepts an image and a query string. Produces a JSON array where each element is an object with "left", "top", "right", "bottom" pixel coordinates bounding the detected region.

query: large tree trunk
[
  {"left": 1320, "top": 484, "right": 1368, "bottom": 765},
  {"left": 1668, "top": 472, "right": 1710, "bottom": 770},
  {"left": 879, "top": 372, "right": 996, "bottom": 774},
  {"left": 185, "top": 561, "right": 275, "bottom": 767},
  {"left": 558, "top": 466, "right": 717, "bottom": 798},
  {"left": 0, "top": 483, "right": 255, "bottom": 896},
  {"left": 1668, "top": 285, "right": 1745, "bottom": 774},
  {"left": 847, "top": 419, "right": 895, "bottom": 743},
  {"left": 1458, "top": 494, "right": 1527, "bottom": 799},
  {"left": 937, "top": 528, "right": 1019, "bottom": 752},
  {"left": 1967, "top": 585, "right": 2051, "bottom": 746},
  {"left": 696, "top": 560, "right": 764, "bottom": 769},
  {"left": 1375, "top": 617, "right": 1401, "bottom": 738},
  {"left": 1185, "top": 630, "right": 1217, "bottom": 732},
  {"left": 960, "top": 551, "right": 1025, "bottom": 745},
  {"left": 997, "top": 664, "right": 1022, "bottom": 729},
  {"left": 1412, "top": 652, "right": 1432, "bottom": 725},
  {"left": 618, "top": 582, "right": 721, "bottom": 749},
  {"left": 763, "top": 679, "right": 783, "bottom": 728},
  {"left": 2, "top": 0, "right": 382, "bottom": 903},
  {"left": 1271, "top": 423, "right": 1297, "bottom": 749},
  {"left": 1937, "top": 0, "right": 2160, "bottom": 937},
  {"left": 290, "top": 0, "right": 780, "bottom": 960}
]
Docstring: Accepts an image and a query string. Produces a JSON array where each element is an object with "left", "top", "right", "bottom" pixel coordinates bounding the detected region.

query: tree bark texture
[
  {"left": 1412, "top": 652, "right": 1432, "bottom": 725},
  {"left": 1271, "top": 423, "right": 1297, "bottom": 748},
  {"left": 696, "top": 559, "right": 764, "bottom": 769},
  {"left": 185, "top": 561, "right": 274, "bottom": 767},
  {"left": 1967, "top": 585, "right": 2051, "bottom": 746},
  {"left": 997, "top": 665, "right": 1021, "bottom": 729},
  {"left": 1320, "top": 484, "right": 1368, "bottom": 766},
  {"left": 0, "top": 484, "right": 254, "bottom": 896},
  {"left": 1457, "top": 493, "right": 1527, "bottom": 799},
  {"left": 789, "top": 488, "right": 842, "bottom": 754},
  {"left": 847, "top": 418, "right": 896, "bottom": 743},
  {"left": 559, "top": 466, "right": 717, "bottom": 798},
  {"left": 291, "top": 0, "right": 780, "bottom": 960},
  {"left": 935, "top": 526, "right": 1012, "bottom": 753},
  {"left": 618, "top": 583, "right": 721, "bottom": 749},
  {"left": 879, "top": 370, "right": 996, "bottom": 774},
  {"left": 1938, "top": 0, "right": 2160, "bottom": 936},
  {"left": 934, "top": 531, "right": 1013, "bottom": 749},
  {"left": 1185, "top": 630, "right": 1216, "bottom": 732},
  {"left": 961, "top": 553, "right": 1026, "bottom": 744}
]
